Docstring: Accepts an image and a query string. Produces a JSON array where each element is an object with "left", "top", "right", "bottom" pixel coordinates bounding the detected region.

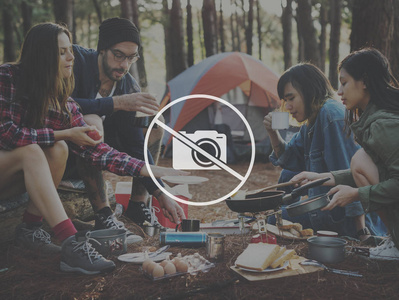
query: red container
[
  {"left": 250, "top": 233, "right": 277, "bottom": 244},
  {"left": 152, "top": 196, "right": 189, "bottom": 229},
  {"left": 115, "top": 182, "right": 132, "bottom": 212}
]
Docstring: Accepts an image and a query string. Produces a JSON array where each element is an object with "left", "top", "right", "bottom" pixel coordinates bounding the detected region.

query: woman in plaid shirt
[{"left": 0, "top": 23, "right": 186, "bottom": 275}]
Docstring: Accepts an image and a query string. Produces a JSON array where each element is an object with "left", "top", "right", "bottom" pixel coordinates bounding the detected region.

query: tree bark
[
  {"left": 170, "top": 0, "right": 187, "bottom": 78},
  {"left": 281, "top": 0, "right": 293, "bottom": 70},
  {"left": 219, "top": 0, "right": 225, "bottom": 53},
  {"left": 235, "top": 0, "right": 242, "bottom": 52},
  {"left": 187, "top": 0, "right": 194, "bottom": 66},
  {"left": 329, "top": 0, "right": 341, "bottom": 89},
  {"left": 202, "top": 0, "right": 218, "bottom": 57},
  {"left": 256, "top": 0, "right": 262, "bottom": 60},
  {"left": 296, "top": 0, "right": 321, "bottom": 67},
  {"left": 21, "top": 0, "right": 35, "bottom": 36},
  {"left": 92, "top": 0, "right": 102, "bottom": 23},
  {"left": 318, "top": 3, "right": 328, "bottom": 72},
  {"left": 131, "top": 0, "right": 148, "bottom": 89},
  {"left": 197, "top": 9, "right": 205, "bottom": 59},
  {"left": 162, "top": 0, "right": 173, "bottom": 81},
  {"left": 246, "top": 0, "right": 254, "bottom": 55},
  {"left": 2, "top": 0, "right": 16, "bottom": 63},
  {"left": 53, "top": 0, "right": 75, "bottom": 42},
  {"left": 350, "top": 0, "right": 394, "bottom": 59},
  {"left": 230, "top": 0, "right": 236, "bottom": 51}
]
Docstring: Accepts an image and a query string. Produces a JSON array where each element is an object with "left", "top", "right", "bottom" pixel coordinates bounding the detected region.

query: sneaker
[
  {"left": 369, "top": 236, "right": 399, "bottom": 260},
  {"left": 60, "top": 234, "right": 116, "bottom": 275},
  {"left": 94, "top": 213, "right": 143, "bottom": 244},
  {"left": 125, "top": 201, "right": 165, "bottom": 230},
  {"left": 14, "top": 222, "right": 61, "bottom": 254}
]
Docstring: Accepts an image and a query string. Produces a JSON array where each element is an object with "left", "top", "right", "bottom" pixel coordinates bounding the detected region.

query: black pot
[
  {"left": 307, "top": 236, "right": 347, "bottom": 264},
  {"left": 286, "top": 193, "right": 330, "bottom": 217}
]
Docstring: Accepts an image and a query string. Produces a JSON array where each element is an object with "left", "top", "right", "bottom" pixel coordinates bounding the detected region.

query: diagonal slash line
[{"left": 155, "top": 119, "right": 244, "bottom": 181}]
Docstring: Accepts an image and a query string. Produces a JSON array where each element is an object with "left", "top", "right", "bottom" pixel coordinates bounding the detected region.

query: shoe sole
[{"left": 60, "top": 261, "right": 116, "bottom": 275}]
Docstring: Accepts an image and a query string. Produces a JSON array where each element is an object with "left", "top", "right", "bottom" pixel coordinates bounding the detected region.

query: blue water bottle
[{"left": 160, "top": 232, "right": 207, "bottom": 248}]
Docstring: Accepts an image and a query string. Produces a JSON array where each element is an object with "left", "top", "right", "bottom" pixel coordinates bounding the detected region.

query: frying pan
[
  {"left": 225, "top": 177, "right": 330, "bottom": 213},
  {"left": 286, "top": 193, "right": 330, "bottom": 217}
]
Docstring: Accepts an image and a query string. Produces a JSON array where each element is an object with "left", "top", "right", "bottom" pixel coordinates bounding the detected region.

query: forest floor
[{"left": 1, "top": 160, "right": 399, "bottom": 299}]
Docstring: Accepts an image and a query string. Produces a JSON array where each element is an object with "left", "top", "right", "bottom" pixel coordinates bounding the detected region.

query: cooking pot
[
  {"left": 89, "top": 228, "right": 127, "bottom": 257},
  {"left": 225, "top": 177, "right": 330, "bottom": 213},
  {"left": 307, "top": 236, "right": 347, "bottom": 264}
]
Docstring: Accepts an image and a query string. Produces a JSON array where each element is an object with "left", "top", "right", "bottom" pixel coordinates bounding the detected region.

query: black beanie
[{"left": 97, "top": 17, "right": 141, "bottom": 52}]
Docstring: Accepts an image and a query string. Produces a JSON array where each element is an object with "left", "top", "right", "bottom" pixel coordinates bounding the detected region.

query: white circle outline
[{"left": 143, "top": 94, "right": 255, "bottom": 206}]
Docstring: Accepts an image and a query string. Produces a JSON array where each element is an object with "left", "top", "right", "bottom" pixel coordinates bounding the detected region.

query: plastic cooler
[{"left": 115, "top": 181, "right": 188, "bottom": 228}]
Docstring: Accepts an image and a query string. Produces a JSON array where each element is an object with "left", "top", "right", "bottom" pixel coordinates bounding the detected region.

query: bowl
[{"left": 89, "top": 228, "right": 127, "bottom": 257}]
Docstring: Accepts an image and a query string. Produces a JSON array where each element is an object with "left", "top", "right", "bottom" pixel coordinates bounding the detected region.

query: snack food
[
  {"left": 270, "top": 249, "right": 296, "bottom": 268},
  {"left": 235, "top": 243, "right": 281, "bottom": 271},
  {"left": 300, "top": 228, "right": 314, "bottom": 236}
]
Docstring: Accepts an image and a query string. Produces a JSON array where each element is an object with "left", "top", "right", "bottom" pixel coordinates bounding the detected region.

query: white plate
[
  {"left": 236, "top": 260, "right": 289, "bottom": 273},
  {"left": 161, "top": 176, "right": 209, "bottom": 185},
  {"left": 118, "top": 252, "right": 172, "bottom": 264}
]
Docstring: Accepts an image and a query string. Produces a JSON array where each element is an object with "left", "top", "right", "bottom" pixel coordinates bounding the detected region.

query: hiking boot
[
  {"left": 369, "top": 236, "right": 399, "bottom": 261},
  {"left": 14, "top": 222, "right": 61, "bottom": 254},
  {"left": 60, "top": 234, "right": 116, "bottom": 275},
  {"left": 125, "top": 201, "right": 165, "bottom": 230},
  {"left": 94, "top": 213, "right": 143, "bottom": 244}
]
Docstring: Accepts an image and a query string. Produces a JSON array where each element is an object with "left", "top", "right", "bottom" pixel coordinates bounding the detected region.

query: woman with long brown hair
[{"left": 0, "top": 23, "right": 186, "bottom": 274}]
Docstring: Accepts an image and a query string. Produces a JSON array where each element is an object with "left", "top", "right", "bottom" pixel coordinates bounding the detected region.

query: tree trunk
[
  {"left": 131, "top": 0, "right": 148, "bottom": 89},
  {"left": 162, "top": 0, "right": 173, "bottom": 81},
  {"left": 230, "top": 0, "right": 236, "bottom": 51},
  {"left": 296, "top": 0, "right": 321, "bottom": 67},
  {"left": 350, "top": 0, "right": 394, "bottom": 59},
  {"left": 197, "top": 10, "right": 205, "bottom": 59},
  {"left": 219, "top": 0, "right": 225, "bottom": 53},
  {"left": 296, "top": 15, "right": 304, "bottom": 62},
  {"left": 246, "top": 0, "right": 254, "bottom": 55},
  {"left": 170, "top": 0, "right": 187, "bottom": 78},
  {"left": 319, "top": 3, "right": 328, "bottom": 72},
  {"left": 53, "top": 0, "right": 75, "bottom": 42},
  {"left": 390, "top": 1, "right": 399, "bottom": 80},
  {"left": 202, "top": 0, "right": 218, "bottom": 57},
  {"left": 256, "top": 0, "right": 262, "bottom": 60},
  {"left": 21, "top": 0, "right": 35, "bottom": 36},
  {"left": 329, "top": 0, "right": 341, "bottom": 89},
  {"left": 2, "top": 1, "right": 16, "bottom": 63},
  {"left": 235, "top": 0, "right": 242, "bottom": 52},
  {"left": 187, "top": 0, "right": 194, "bottom": 66},
  {"left": 281, "top": 0, "right": 293, "bottom": 70},
  {"left": 92, "top": 0, "right": 102, "bottom": 23}
]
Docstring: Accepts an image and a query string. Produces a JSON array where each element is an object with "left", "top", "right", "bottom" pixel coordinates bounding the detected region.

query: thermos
[{"left": 160, "top": 232, "right": 207, "bottom": 247}]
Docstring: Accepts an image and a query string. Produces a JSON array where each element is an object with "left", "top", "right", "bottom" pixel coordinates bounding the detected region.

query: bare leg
[
  {"left": 0, "top": 143, "right": 69, "bottom": 227},
  {"left": 78, "top": 114, "right": 110, "bottom": 212},
  {"left": 351, "top": 148, "right": 388, "bottom": 235}
]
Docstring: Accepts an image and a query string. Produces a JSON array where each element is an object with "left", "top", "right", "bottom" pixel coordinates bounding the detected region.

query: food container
[
  {"left": 317, "top": 230, "right": 338, "bottom": 237},
  {"left": 89, "top": 228, "right": 127, "bottom": 257},
  {"left": 250, "top": 233, "right": 277, "bottom": 244},
  {"left": 160, "top": 232, "right": 207, "bottom": 248},
  {"left": 307, "top": 236, "right": 347, "bottom": 264},
  {"left": 206, "top": 233, "right": 225, "bottom": 262}
]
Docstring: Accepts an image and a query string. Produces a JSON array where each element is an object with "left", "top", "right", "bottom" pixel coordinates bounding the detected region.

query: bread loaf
[
  {"left": 300, "top": 228, "right": 314, "bottom": 236},
  {"left": 270, "top": 249, "right": 296, "bottom": 268},
  {"left": 235, "top": 243, "right": 281, "bottom": 271}
]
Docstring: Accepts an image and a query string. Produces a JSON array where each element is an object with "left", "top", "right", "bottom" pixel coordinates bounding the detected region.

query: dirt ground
[{"left": 1, "top": 160, "right": 399, "bottom": 300}]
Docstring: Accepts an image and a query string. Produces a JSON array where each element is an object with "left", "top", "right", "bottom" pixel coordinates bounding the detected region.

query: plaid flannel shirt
[{"left": 0, "top": 64, "right": 144, "bottom": 177}]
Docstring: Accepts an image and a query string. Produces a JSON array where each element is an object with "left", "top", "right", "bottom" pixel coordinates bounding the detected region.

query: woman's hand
[
  {"left": 155, "top": 191, "right": 186, "bottom": 224},
  {"left": 55, "top": 126, "right": 103, "bottom": 147},
  {"left": 290, "top": 171, "right": 335, "bottom": 187},
  {"left": 263, "top": 112, "right": 275, "bottom": 133},
  {"left": 322, "top": 185, "right": 359, "bottom": 211}
]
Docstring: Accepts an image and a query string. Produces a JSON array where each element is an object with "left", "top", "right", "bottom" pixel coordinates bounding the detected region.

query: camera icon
[{"left": 172, "top": 130, "right": 227, "bottom": 170}]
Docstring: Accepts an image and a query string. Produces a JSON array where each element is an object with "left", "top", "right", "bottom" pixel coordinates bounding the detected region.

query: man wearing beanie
[{"left": 64, "top": 17, "right": 185, "bottom": 235}]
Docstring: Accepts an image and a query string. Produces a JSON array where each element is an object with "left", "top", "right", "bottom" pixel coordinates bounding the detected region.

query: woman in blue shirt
[{"left": 264, "top": 63, "right": 385, "bottom": 240}]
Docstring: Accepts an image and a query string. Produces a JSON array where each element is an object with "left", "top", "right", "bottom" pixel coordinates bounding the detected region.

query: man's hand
[
  {"left": 155, "top": 190, "right": 186, "bottom": 224},
  {"left": 291, "top": 171, "right": 335, "bottom": 187},
  {"left": 322, "top": 185, "right": 359, "bottom": 211},
  {"left": 113, "top": 93, "right": 159, "bottom": 115}
]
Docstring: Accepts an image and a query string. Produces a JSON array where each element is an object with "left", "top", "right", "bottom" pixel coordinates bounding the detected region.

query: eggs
[
  {"left": 163, "top": 262, "right": 176, "bottom": 274},
  {"left": 176, "top": 261, "right": 188, "bottom": 273},
  {"left": 146, "top": 261, "right": 157, "bottom": 275},
  {"left": 152, "top": 264, "right": 165, "bottom": 278}
]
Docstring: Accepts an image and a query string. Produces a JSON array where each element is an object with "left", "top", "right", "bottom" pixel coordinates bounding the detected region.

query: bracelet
[{"left": 153, "top": 189, "right": 163, "bottom": 198}]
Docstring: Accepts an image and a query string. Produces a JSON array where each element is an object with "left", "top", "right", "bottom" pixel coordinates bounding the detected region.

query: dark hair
[
  {"left": 277, "top": 63, "right": 334, "bottom": 125},
  {"left": 14, "top": 22, "right": 74, "bottom": 128},
  {"left": 339, "top": 48, "right": 399, "bottom": 125}
]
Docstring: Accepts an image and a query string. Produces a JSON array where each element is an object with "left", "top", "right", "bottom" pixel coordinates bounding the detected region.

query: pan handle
[{"left": 282, "top": 177, "right": 331, "bottom": 205}]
